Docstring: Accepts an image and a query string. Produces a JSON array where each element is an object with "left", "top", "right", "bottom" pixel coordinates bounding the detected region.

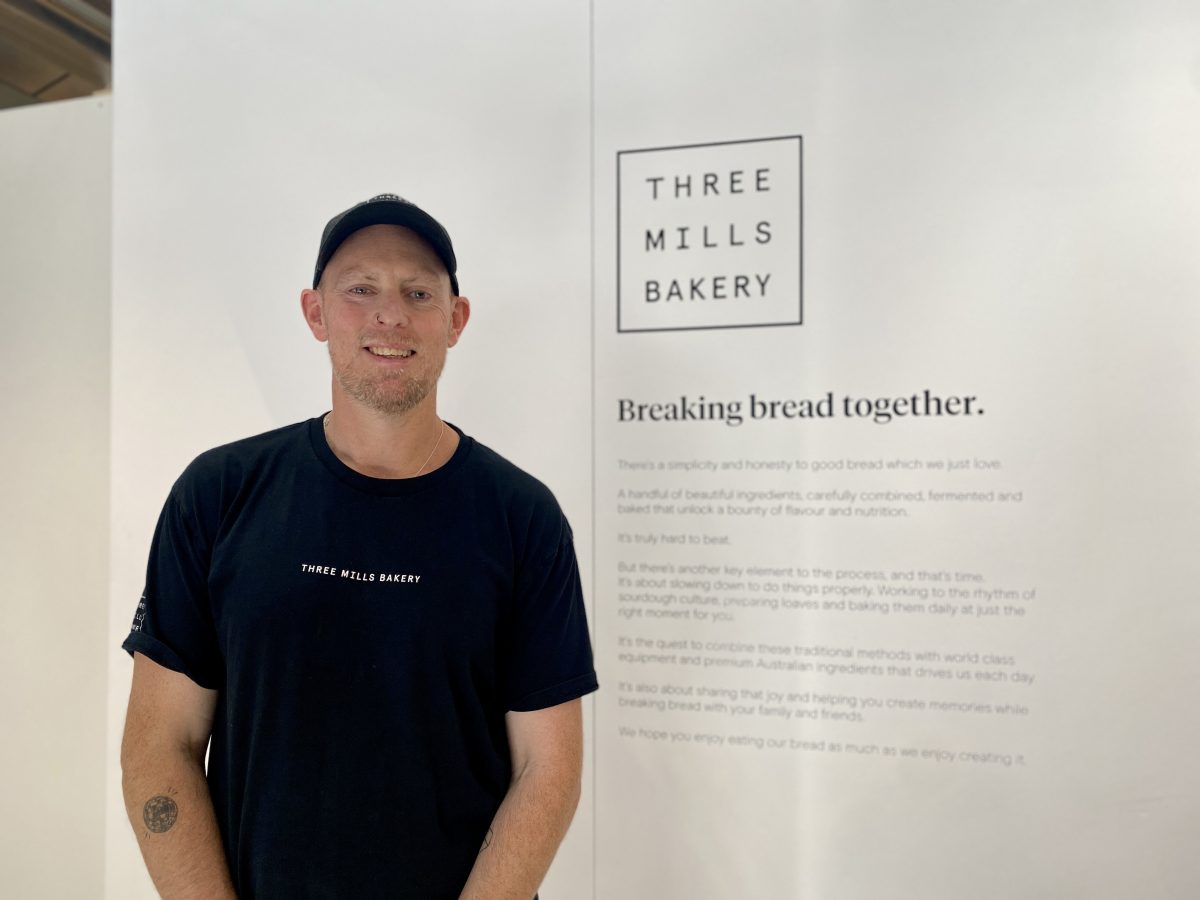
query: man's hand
[
  {"left": 458, "top": 698, "right": 584, "bottom": 900},
  {"left": 120, "top": 652, "right": 236, "bottom": 899}
]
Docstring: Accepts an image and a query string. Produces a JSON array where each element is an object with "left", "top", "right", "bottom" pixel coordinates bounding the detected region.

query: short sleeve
[
  {"left": 502, "top": 515, "right": 598, "bottom": 712},
  {"left": 121, "top": 491, "right": 224, "bottom": 690}
]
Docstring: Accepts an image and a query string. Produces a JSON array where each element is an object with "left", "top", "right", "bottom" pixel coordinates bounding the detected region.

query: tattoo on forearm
[
  {"left": 480, "top": 828, "right": 494, "bottom": 853},
  {"left": 143, "top": 795, "right": 179, "bottom": 834}
]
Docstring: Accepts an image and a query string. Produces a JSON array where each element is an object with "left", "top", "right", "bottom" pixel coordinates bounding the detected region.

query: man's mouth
[{"left": 366, "top": 347, "right": 415, "bottom": 358}]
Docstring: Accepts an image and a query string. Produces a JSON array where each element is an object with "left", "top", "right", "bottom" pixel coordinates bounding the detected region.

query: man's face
[{"left": 301, "top": 224, "right": 469, "bottom": 416}]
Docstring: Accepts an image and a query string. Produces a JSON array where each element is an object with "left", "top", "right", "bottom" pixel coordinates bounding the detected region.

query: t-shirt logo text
[{"left": 300, "top": 563, "right": 422, "bottom": 584}]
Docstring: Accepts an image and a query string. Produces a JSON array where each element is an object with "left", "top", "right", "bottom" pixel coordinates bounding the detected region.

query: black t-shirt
[{"left": 123, "top": 418, "right": 598, "bottom": 899}]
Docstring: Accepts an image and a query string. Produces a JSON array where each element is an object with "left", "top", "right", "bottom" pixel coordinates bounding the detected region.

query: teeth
[{"left": 368, "top": 347, "right": 413, "bottom": 358}]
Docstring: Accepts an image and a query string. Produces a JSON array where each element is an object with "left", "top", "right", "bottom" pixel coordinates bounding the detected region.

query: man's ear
[
  {"left": 447, "top": 296, "right": 471, "bottom": 348},
  {"left": 300, "top": 288, "right": 328, "bottom": 342}
]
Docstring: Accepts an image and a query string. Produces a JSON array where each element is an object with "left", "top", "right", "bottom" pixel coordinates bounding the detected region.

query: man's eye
[
  {"left": 411, "top": 291, "right": 432, "bottom": 301},
  {"left": 348, "top": 286, "right": 371, "bottom": 296}
]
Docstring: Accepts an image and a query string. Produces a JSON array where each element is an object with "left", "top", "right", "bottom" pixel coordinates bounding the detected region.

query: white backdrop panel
[
  {"left": 109, "top": 2, "right": 592, "bottom": 897},
  {"left": 593, "top": 2, "right": 1200, "bottom": 898}
]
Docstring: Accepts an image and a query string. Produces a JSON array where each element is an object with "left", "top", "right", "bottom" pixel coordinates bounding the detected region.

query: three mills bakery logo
[{"left": 617, "top": 135, "right": 803, "bottom": 333}]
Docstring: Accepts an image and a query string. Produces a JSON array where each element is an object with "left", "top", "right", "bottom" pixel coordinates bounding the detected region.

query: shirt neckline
[{"left": 306, "top": 414, "right": 473, "bottom": 496}]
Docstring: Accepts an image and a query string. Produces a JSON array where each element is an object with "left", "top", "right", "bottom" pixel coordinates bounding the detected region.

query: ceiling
[{"left": 0, "top": 0, "right": 110, "bottom": 109}]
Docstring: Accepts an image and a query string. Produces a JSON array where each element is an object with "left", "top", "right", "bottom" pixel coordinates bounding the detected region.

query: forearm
[
  {"left": 458, "top": 766, "right": 581, "bottom": 900},
  {"left": 121, "top": 749, "right": 236, "bottom": 899}
]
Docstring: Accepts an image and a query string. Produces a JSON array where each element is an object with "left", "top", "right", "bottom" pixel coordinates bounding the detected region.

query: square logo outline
[{"left": 616, "top": 134, "right": 804, "bottom": 334}]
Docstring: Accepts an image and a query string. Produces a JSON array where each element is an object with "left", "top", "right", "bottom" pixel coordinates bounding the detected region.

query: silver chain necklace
[{"left": 324, "top": 414, "right": 446, "bottom": 477}]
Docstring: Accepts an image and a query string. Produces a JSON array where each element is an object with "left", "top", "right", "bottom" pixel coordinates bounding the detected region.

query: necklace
[
  {"left": 324, "top": 414, "right": 446, "bottom": 477},
  {"left": 412, "top": 421, "right": 445, "bottom": 476}
]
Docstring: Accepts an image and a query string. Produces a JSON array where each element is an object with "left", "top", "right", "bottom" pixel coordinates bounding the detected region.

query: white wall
[
  {"left": 0, "top": 95, "right": 111, "bottom": 899},
  {"left": 106, "top": 1, "right": 1200, "bottom": 898}
]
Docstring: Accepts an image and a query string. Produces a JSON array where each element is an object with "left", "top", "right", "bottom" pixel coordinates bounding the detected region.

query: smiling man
[{"left": 119, "top": 194, "right": 598, "bottom": 899}]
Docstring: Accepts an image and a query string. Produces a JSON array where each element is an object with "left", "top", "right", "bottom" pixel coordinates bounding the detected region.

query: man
[{"left": 120, "top": 194, "right": 598, "bottom": 899}]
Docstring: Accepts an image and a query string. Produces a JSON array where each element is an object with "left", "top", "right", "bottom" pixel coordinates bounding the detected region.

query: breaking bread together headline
[{"left": 617, "top": 390, "right": 984, "bottom": 425}]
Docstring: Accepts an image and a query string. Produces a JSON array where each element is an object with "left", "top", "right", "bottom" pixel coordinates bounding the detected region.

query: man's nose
[{"left": 374, "top": 290, "right": 411, "bottom": 326}]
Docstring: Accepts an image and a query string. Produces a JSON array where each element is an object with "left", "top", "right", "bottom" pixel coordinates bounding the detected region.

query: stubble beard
[{"left": 331, "top": 345, "right": 446, "bottom": 416}]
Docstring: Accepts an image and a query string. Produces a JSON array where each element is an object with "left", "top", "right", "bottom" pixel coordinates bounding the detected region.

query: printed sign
[{"left": 617, "top": 136, "right": 802, "bottom": 333}]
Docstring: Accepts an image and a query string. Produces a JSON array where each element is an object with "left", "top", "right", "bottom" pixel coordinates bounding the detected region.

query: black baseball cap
[{"left": 313, "top": 193, "right": 459, "bottom": 295}]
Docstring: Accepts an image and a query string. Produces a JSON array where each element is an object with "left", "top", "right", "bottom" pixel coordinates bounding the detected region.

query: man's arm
[
  {"left": 458, "top": 698, "right": 584, "bottom": 900},
  {"left": 120, "top": 652, "right": 237, "bottom": 899}
]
